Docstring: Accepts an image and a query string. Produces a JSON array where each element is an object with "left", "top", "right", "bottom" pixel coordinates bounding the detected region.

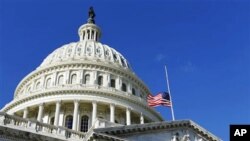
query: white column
[
  {"left": 54, "top": 101, "right": 61, "bottom": 126},
  {"left": 23, "top": 108, "right": 28, "bottom": 119},
  {"left": 110, "top": 104, "right": 115, "bottom": 122},
  {"left": 126, "top": 108, "right": 131, "bottom": 125},
  {"left": 140, "top": 112, "right": 144, "bottom": 124},
  {"left": 104, "top": 74, "right": 110, "bottom": 87},
  {"left": 37, "top": 103, "right": 44, "bottom": 122},
  {"left": 92, "top": 101, "right": 97, "bottom": 125},
  {"left": 127, "top": 83, "right": 132, "bottom": 94},
  {"left": 116, "top": 76, "right": 121, "bottom": 90},
  {"left": 72, "top": 100, "right": 79, "bottom": 131}
]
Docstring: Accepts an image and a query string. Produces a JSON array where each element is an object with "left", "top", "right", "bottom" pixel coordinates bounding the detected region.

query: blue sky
[{"left": 0, "top": 0, "right": 249, "bottom": 140}]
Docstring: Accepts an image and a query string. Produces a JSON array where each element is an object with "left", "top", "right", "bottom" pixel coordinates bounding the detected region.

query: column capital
[
  {"left": 39, "top": 103, "right": 45, "bottom": 107},
  {"left": 126, "top": 107, "right": 131, "bottom": 111},
  {"left": 110, "top": 103, "right": 116, "bottom": 107},
  {"left": 56, "top": 100, "right": 62, "bottom": 104},
  {"left": 74, "top": 100, "right": 79, "bottom": 105},
  {"left": 92, "top": 100, "right": 98, "bottom": 104}
]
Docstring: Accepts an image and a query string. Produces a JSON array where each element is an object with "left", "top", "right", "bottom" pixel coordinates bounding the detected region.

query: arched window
[
  {"left": 110, "top": 79, "right": 116, "bottom": 88},
  {"left": 132, "top": 88, "right": 136, "bottom": 95},
  {"left": 98, "top": 76, "right": 103, "bottom": 86},
  {"left": 50, "top": 117, "right": 55, "bottom": 125},
  {"left": 46, "top": 78, "right": 51, "bottom": 88},
  {"left": 65, "top": 115, "right": 73, "bottom": 129},
  {"left": 84, "top": 74, "right": 90, "bottom": 84},
  {"left": 80, "top": 115, "right": 89, "bottom": 132},
  {"left": 122, "top": 83, "right": 127, "bottom": 92},
  {"left": 58, "top": 75, "right": 64, "bottom": 85},
  {"left": 70, "top": 74, "right": 77, "bottom": 84},
  {"left": 36, "top": 82, "right": 41, "bottom": 89},
  {"left": 27, "top": 86, "right": 31, "bottom": 93},
  {"left": 87, "top": 30, "right": 90, "bottom": 39}
]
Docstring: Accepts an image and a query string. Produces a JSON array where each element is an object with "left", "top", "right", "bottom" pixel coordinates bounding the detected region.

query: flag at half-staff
[{"left": 147, "top": 92, "right": 172, "bottom": 107}]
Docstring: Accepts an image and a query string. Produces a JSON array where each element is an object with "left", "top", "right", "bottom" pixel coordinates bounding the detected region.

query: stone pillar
[
  {"left": 23, "top": 108, "right": 28, "bottom": 119},
  {"left": 140, "top": 112, "right": 144, "bottom": 124},
  {"left": 104, "top": 74, "right": 110, "bottom": 87},
  {"left": 110, "top": 104, "right": 115, "bottom": 122},
  {"left": 54, "top": 101, "right": 61, "bottom": 126},
  {"left": 126, "top": 108, "right": 131, "bottom": 125},
  {"left": 92, "top": 71, "right": 97, "bottom": 85},
  {"left": 72, "top": 100, "right": 79, "bottom": 131},
  {"left": 92, "top": 101, "right": 97, "bottom": 125},
  {"left": 116, "top": 76, "right": 121, "bottom": 90},
  {"left": 127, "top": 83, "right": 132, "bottom": 94},
  {"left": 37, "top": 103, "right": 44, "bottom": 122}
]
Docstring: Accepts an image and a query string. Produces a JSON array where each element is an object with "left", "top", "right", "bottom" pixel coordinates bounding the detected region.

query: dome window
[
  {"left": 113, "top": 54, "right": 117, "bottom": 61},
  {"left": 105, "top": 50, "right": 110, "bottom": 56},
  {"left": 98, "top": 76, "right": 103, "bottom": 86},
  {"left": 70, "top": 74, "right": 77, "bottom": 84},
  {"left": 84, "top": 74, "right": 90, "bottom": 84},
  {"left": 65, "top": 115, "right": 73, "bottom": 129},
  {"left": 110, "top": 79, "right": 116, "bottom": 88},
  {"left": 50, "top": 117, "right": 55, "bottom": 125},
  {"left": 121, "top": 58, "right": 126, "bottom": 67},
  {"left": 122, "top": 83, "right": 127, "bottom": 92},
  {"left": 46, "top": 78, "right": 52, "bottom": 88},
  {"left": 80, "top": 115, "right": 89, "bottom": 132},
  {"left": 57, "top": 75, "right": 64, "bottom": 85},
  {"left": 86, "top": 46, "right": 92, "bottom": 54},
  {"left": 132, "top": 88, "right": 136, "bottom": 95},
  {"left": 35, "top": 82, "right": 41, "bottom": 89},
  {"left": 96, "top": 47, "right": 101, "bottom": 54}
]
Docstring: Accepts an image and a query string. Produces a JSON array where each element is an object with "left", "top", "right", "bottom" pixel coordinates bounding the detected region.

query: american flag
[{"left": 147, "top": 92, "right": 172, "bottom": 107}]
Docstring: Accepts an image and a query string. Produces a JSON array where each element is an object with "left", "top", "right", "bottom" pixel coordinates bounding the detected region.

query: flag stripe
[{"left": 147, "top": 92, "right": 172, "bottom": 107}]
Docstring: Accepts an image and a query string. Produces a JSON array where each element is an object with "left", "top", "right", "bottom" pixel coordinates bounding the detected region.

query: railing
[{"left": 0, "top": 112, "right": 86, "bottom": 140}]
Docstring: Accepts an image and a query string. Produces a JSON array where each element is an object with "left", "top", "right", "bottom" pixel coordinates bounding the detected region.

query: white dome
[
  {"left": 1, "top": 8, "right": 163, "bottom": 133},
  {"left": 39, "top": 40, "right": 132, "bottom": 70}
]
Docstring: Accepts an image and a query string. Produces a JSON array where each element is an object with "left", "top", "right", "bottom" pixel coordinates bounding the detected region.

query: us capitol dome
[
  {"left": 0, "top": 7, "right": 221, "bottom": 141},
  {"left": 2, "top": 7, "right": 162, "bottom": 130}
]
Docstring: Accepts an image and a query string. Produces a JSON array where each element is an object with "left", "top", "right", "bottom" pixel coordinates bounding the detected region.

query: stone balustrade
[{"left": 0, "top": 112, "right": 86, "bottom": 140}]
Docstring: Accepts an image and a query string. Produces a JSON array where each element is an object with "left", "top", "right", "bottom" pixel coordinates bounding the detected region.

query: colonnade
[{"left": 20, "top": 100, "right": 145, "bottom": 131}]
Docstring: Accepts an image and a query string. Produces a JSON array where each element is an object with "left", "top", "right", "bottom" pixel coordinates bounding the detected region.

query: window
[
  {"left": 98, "top": 76, "right": 103, "bottom": 86},
  {"left": 46, "top": 78, "right": 51, "bottom": 88},
  {"left": 36, "top": 82, "right": 41, "bottom": 89},
  {"left": 84, "top": 74, "right": 90, "bottom": 84},
  {"left": 111, "top": 79, "right": 116, "bottom": 88},
  {"left": 70, "top": 74, "right": 77, "bottom": 84},
  {"left": 58, "top": 75, "right": 64, "bottom": 85},
  {"left": 27, "top": 86, "right": 31, "bottom": 92},
  {"left": 132, "top": 88, "right": 136, "bottom": 95},
  {"left": 122, "top": 83, "right": 127, "bottom": 92},
  {"left": 80, "top": 116, "right": 89, "bottom": 132},
  {"left": 121, "top": 58, "right": 125, "bottom": 67},
  {"left": 65, "top": 115, "right": 73, "bottom": 129},
  {"left": 50, "top": 117, "right": 55, "bottom": 125}
]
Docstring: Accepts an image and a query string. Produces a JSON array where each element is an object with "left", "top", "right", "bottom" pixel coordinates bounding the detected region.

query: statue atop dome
[{"left": 88, "top": 6, "right": 96, "bottom": 24}]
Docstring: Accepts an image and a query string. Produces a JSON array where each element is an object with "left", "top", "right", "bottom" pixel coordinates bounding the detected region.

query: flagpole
[{"left": 164, "top": 65, "right": 175, "bottom": 121}]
